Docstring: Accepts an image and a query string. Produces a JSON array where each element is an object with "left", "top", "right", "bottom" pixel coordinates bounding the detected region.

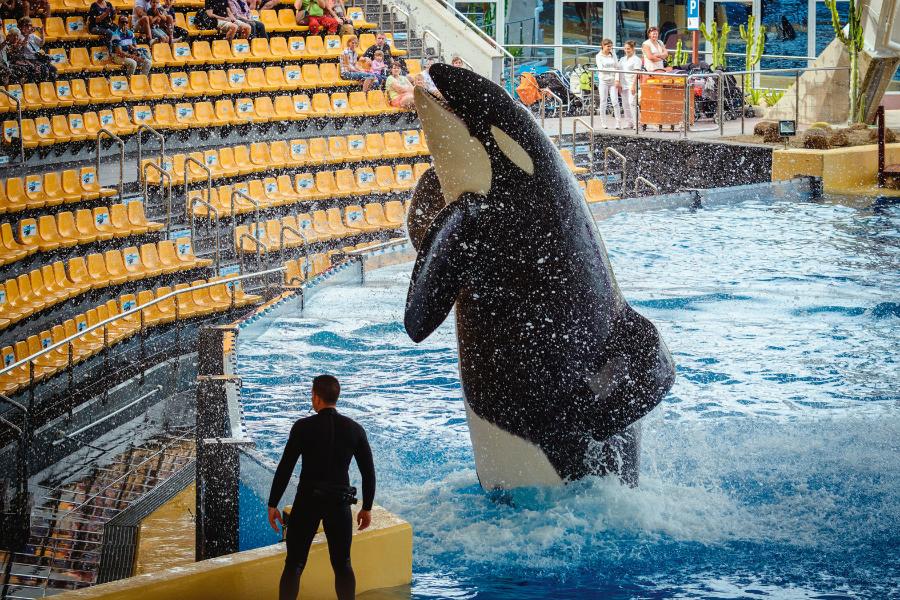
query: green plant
[
  {"left": 739, "top": 15, "right": 765, "bottom": 94},
  {"left": 824, "top": 0, "right": 864, "bottom": 123},
  {"left": 671, "top": 39, "right": 688, "bottom": 67},
  {"left": 762, "top": 88, "right": 785, "bottom": 106},
  {"left": 699, "top": 20, "right": 731, "bottom": 70},
  {"left": 748, "top": 87, "right": 763, "bottom": 105}
]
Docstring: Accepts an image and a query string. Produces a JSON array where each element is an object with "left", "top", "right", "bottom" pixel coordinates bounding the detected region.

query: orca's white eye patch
[{"left": 490, "top": 126, "right": 534, "bottom": 175}]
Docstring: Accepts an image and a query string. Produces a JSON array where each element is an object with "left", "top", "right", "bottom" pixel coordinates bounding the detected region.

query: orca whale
[{"left": 405, "top": 64, "right": 676, "bottom": 489}]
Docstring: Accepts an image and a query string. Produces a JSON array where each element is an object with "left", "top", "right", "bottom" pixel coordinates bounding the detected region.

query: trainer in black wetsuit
[{"left": 267, "top": 375, "right": 376, "bottom": 600}]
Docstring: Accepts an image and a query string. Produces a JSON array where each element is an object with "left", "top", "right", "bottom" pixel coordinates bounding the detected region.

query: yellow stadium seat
[
  {"left": 307, "top": 137, "right": 328, "bottom": 164},
  {"left": 256, "top": 97, "right": 278, "bottom": 121},
  {"left": 44, "top": 170, "right": 76, "bottom": 205},
  {"left": 174, "top": 103, "right": 198, "bottom": 129},
  {"left": 64, "top": 16, "right": 87, "bottom": 40},
  {"left": 47, "top": 48, "right": 72, "bottom": 74},
  {"left": 108, "top": 75, "right": 131, "bottom": 100},
  {"left": 561, "top": 148, "right": 588, "bottom": 175},
  {"left": 348, "top": 91, "right": 374, "bottom": 116},
  {"left": 278, "top": 9, "right": 307, "bottom": 32},
  {"left": 231, "top": 38, "right": 252, "bottom": 63},
  {"left": 363, "top": 133, "right": 386, "bottom": 161},
  {"left": 172, "top": 41, "right": 200, "bottom": 66},
  {"left": 286, "top": 36, "right": 307, "bottom": 58},
  {"left": 22, "top": 83, "right": 44, "bottom": 110},
  {"left": 147, "top": 73, "right": 175, "bottom": 99},
  {"left": 207, "top": 69, "right": 230, "bottom": 94},
  {"left": 364, "top": 202, "right": 396, "bottom": 230},
  {"left": 174, "top": 237, "right": 213, "bottom": 268},
  {"left": 226, "top": 68, "right": 249, "bottom": 93},
  {"left": 311, "top": 92, "right": 333, "bottom": 116},
  {"left": 393, "top": 164, "right": 416, "bottom": 192},
  {"left": 346, "top": 7, "right": 375, "bottom": 29},
  {"left": 311, "top": 209, "right": 340, "bottom": 239},
  {"left": 384, "top": 33, "right": 406, "bottom": 56},
  {"left": 140, "top": 242, "right": 169, "bottom": 276},
  {"left": 103, "top": 250, "right": 129, "bottom": 285},
  {"left": 112, "top": 107, "right": 137, "bottom": 135},
  {"left": 121, "top": 247, "right": 147, "bottom": 281},
  {"left": 402, "top": 129, "right": 427, "bottom": 155},
  {"left": 192, "top": 40, "right": 221, "bottom": 65},
  {"left": 413, "top": 162, "right": 432, "bottom": 181},
  {"left": 251, "top": 38, "right": 273, "bottom": 61},
  {"left": 67, "top": 47, "right": 96, "bottom": 74},
  {"left": 327, "top": 136, "right": 348, "bottom": 163},
  {"left": 323, "top": 35, "right": 343, "bottom": 57},
  {"left": 304, "top": 34, "right": 325, "bottom": 58},
  {"left": 287, "top": 138, "right": 310, "bottom": 165},
  {"left": 406, "top": 59, "right": 422, "bottom": 76},
  {"left": 68, "top": 79, "right": 91, "bottom": 105},
  {"left": 320, "top": 63, "right": 349, "bottom": 86},
  {"left": 188, "top": 71, "right": 217, "bottom": 97},
  {"left": 167, "top": 72, "right": 190, "bottom": 97},
  {"left": 231, "top": 145, "right": 256, "bottom": 175},
  {"left": 354, "top": 167, "right": 381, "bottom": 195},
  {"left": 585, "top": 178, "right": 615, "bottom": 203},
  {"left": 212, "top": 39, "right": 235, "bottom": 63},
  {"left": 152, "top": 42, "right": 176, "bottom": 67},
  {"left": 300, "top": 64, "right": 323, "bottom": 89},
  {"left": 57, "top": 210, "right": 93, "bottom": 244},
  {"left": 358, "top": 33, "right": 376, "bottom": 52},
  {"left": 384, "top": 200, "right": 406, "bottom": 226},
  {"left": 194, "top": 102, "right": 227, "bottom": 129},
  {"left": 246, "top": 67, "right": 277, "bottom": 92},
  {"left": 85, "top": 252, "right": 112, "bottom": 288},
  {"left": 344, "top": 135, "right": 366, "bottom": 161},
  {"left": 34, "top": 117, "right": 58, "bottom": 146},
  {"left": 265, "top": 66, "right": 290, "bottom": 91},
  {"left": 383, "top": 131, "right": 410, "bottom": 158},
  {"left": 259, "top": 10, "right": 281, "bottom": 32},
  {"left": 291, "top": 93, "right": 315, "bottom": 117},
  {"left": 44, "top": 17, "right": 66, "bottom": 41},
  {"left": 273, "top": 95, "right": 306, "bottom": 122},
  {"left": 109, "top": 203, "right": 135, "bottom": 237},
  {"left": 269, "top": 36, "right": 291, "bottom": 59},
  {"left": 88, "top": 76, "right": 114, "bottom": 103},
  {"left": 3, "top": 118, "right": 39, "bottom": 149},
  {"left": 294, "top": 173, "right": 325, "bottom": 201},
  {"left": 374, "top": 165, "right": 397, "bottom": 193},
  {"left": 233, "top": 97, "right": 258, "bottom": 122}
]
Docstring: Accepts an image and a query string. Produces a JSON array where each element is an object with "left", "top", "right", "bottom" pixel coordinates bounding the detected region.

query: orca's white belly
[{"left": 464, "top": 400, "right": 564, "bottom": 489}]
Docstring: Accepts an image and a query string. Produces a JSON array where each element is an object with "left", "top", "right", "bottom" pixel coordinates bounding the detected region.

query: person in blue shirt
[{"left": 108, "top": 13, "right": 150, "bottom": 75}]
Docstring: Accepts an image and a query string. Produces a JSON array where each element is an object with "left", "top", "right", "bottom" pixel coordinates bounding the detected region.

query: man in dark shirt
[{"left": 267, "top": 374, "right": 376, "bottom": 600}]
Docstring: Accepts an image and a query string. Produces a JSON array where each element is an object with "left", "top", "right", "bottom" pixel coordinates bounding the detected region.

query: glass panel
[
  {"left": 616, "top": 2, "right": 650, "bottom": 47},
  {"left": 657, "top": 0, "right": 707, "bottom": 55},
  {"left": 561, "top": 2, "right": 604, "bottom": 69},
  {"left": 757, "top": 0, "right": 810, "bottom": 71},
  {"left": 456, "top": 2, "right": 497, "bottom": 38}
]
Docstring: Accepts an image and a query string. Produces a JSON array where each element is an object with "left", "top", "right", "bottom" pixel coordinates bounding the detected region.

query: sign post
[{"left": 687, "top": 0, "right": 700, "bottom": 65}]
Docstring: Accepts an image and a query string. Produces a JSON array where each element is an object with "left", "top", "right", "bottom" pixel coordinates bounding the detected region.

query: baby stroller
[
  {"left": 535, "top": 71, "right": 583, "bottom": 115},
  {"left": 694, "top": 68, "right": 754, "bottom": 121}
]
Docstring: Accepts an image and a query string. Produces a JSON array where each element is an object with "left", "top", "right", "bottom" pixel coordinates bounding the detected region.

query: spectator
[
  {"left": 0, "top": 27, "right": 13, "bottom": 86},
  {"left": 370, "top": 49, "right": 386, "bottom": 75},
  {"left": 339, "top": 35, "right": 377, "bottom": 92},
  {"left": 147, "top": 0, "right": 175, "bottom": 42},
  {"left": 385, "top": 61, "right": 413, "bottom": 109},
  {"left": 24, "top": 0, "right": 49, "bottom": 20},
  {"left": 132, "top": 0, "right": 168, "bottom": 43},
  {"left": 87, "top": 0, "right": 116, "bottom": 40},
  {"left": 419, "top": 58, "right": 440, "bottom": 97},
  {"left": 595, "top": 37, "right": 620, "bottom": 129},
  {"left": 17, "top": 17, "right": 55, "bottom": 81},
  {"left": 161, "top": 0, "right": 187, "bottom": 40},
  {"left": 247, "top": 0, "right": 278, "bottom": 12},
  {"left": 196, "top": 0, "right": 247, "bottom": 40},
  {"left": 618, "top": 39, "right": 642, "bottom": 129},
  {"left": 0, "top": 0, "right": 26, "bottom": 20},
  {"left": 3, "top": 27, "right": 34, "bottom": 84},
  {"left": 450, "top": 55, "right": 464, "bottom": 68},
  {"left": 109, "top": 12, "right": 151, "bottom": 75},
  {"left": 641, "top": 26, "right": 668, "bottom": 72},
  {"left": 363, "top": 32, "right": 392, "bottom": 68},
  {"left": 330, "top": 0, "right": 353, "bottom": 30},
  {"left": 228, "top": 0, "right": 265, "bottom": 39},
  {"left": 294, "top": 0, "right": 339, "bottom": 36}
]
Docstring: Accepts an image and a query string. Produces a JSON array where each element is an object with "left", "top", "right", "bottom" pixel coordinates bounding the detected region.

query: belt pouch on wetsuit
[{"left": 311, "top": 482, "right": 358, "bottom": 505}]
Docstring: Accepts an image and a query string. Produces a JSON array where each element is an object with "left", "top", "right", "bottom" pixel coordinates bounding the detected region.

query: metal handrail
[
  {"left": 279, "top": 224, "right": 310, "bottom": 285},
  {"left": 183, "top": 156, "right": 212, "bottom": 221},
  {"left": 343, "top": 238, "right": 408, "bottom": 256},
  {"left": 539, "top": 89, "right": 564, "bottom": 144},
  {"left": 388, "top": 2, "right": 411, "bottom": 50},
  {"left": 238, "top": 233, "right": 269, "bottom": 275},
  {"left": 422, "top": 29, "right": 442, "bottom": 60},
  {"left": 503, "top": 43, "right": 821, "bottom": 63},
  {"left": 0, "top": 392, "right": 30, "bottom": 507},
  {"left": 189, "top": 197, "right": 220, "bottom": 273},
  {"left": 0, "top": 89, "right": 24, "bottom": 164},
  {"left": 142, "top": 161, "right": 173, "bottom": 236},
  {"left": 136, "top": 124, "right": 165, "bottom": 184},
  {"left": 633, "top": 176, "right": 659, "bottom": 196},
  {"left": 231, "top": 189, "right": 262, "bottom": 248},
  {"left": 603, "top": 147, "right": 627, "bottom": 193},
  {"left": 571, "top": 118, "right": 596, "bottom": 173},
  {"left": 0, "top": 269, "right": 285, "bottom": 379},
  {"left": 96, "top": 128, "right": 124, "bottom": 202}
]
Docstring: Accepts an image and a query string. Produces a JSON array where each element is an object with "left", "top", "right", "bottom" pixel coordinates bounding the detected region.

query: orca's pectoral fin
[
  {"left": 406, "top": 166, "right": 444, "bottom": 251},
  {"left": 404, "top": 194, "right": 480, "bottom": 343},
  {"left": 587, "top": 305, "right": 676, "bottom": 440}
]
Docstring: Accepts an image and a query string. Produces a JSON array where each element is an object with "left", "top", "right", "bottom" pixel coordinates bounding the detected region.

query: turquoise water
[{"left": 239, "top": 196, "right": 900, "bottom": 599}]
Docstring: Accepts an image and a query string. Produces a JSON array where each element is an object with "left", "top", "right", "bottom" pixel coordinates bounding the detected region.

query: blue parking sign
[{"left": 687, "top": 0, "right": 700, "bottom": 30}]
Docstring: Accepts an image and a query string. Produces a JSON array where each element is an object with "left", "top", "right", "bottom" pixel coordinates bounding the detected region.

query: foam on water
[{"left": 239, "top": 199, "right": 900, "bottom": 598}]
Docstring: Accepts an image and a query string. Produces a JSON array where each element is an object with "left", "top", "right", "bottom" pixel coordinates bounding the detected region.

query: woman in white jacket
[
  {"left": 594, "top": 38, "right": 621, "bottom": 129},
  {"left": 618, "top": 40, "right": 643, "bottom": 129}
]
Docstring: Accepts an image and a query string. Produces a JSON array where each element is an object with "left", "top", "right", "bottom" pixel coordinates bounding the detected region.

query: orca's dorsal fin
[{"left": 404, "top": 194, "right": 481, "bottom": 343}]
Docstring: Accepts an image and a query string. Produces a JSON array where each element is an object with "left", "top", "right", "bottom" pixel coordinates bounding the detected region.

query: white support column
[
  {"left": 604, "top": 0, "right": 617, "bottom": 43},
  {"left": 649, "top": 0, "right": 658, "bottom": 29},
  {"left": 705, "top": 0, "right": 714, "bottom": 61},
  {"left": 554, "top": 0, "right": 563, "bottom": 69},
  {"left": 495, "top": 0, "right": 506, "bottom": 46},
  {"left": 808, "top": 0, "right": 817, "bottom": 65},
  {"left": 752, "top": 0, "right": 761, "bottom": 87}
]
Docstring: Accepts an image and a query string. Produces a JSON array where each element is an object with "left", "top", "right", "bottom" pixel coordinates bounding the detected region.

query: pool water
[{"left": 239, "top": 196, "right": 900, "bottom": 599}]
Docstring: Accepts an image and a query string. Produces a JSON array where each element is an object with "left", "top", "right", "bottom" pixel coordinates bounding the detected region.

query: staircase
[{"left": 0, "top": 430, "right": 195, "bottom": 598}]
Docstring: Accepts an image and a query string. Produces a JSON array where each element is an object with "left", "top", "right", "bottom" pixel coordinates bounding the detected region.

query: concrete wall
[
  {"left": 772, "top": 142, "right": 900, "bottom": 194},
  {"left": 586, "top": 133, "right": 774, "bottom": 194},
  {"left": 396, "top": 0, "right": 505, "bottom": 81}
]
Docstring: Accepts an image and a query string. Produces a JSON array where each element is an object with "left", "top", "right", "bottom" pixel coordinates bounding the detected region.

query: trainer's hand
[
  {"left": 268, "top": 506, "right": 284, "bottom": 534},
  {"left": 357, "top": 509, "right": 371, "bottom": 531}
]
